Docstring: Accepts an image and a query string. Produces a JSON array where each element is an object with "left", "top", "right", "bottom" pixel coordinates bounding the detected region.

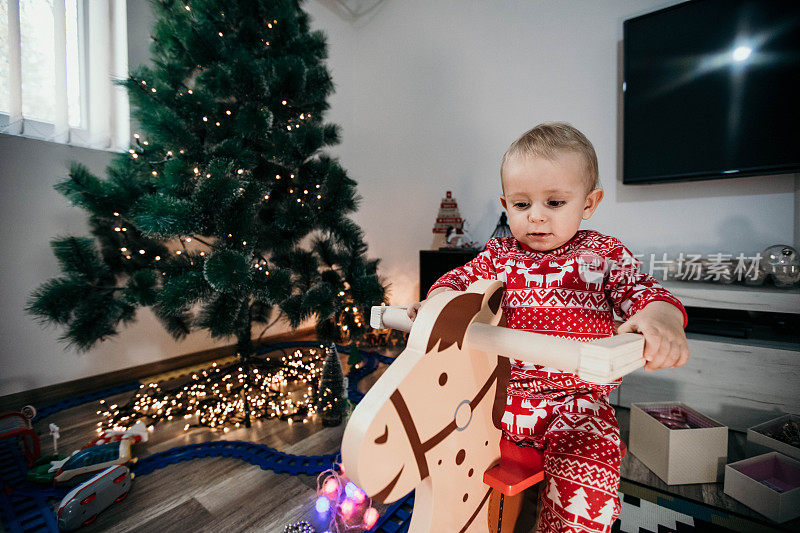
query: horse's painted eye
[{"left": 374, "top": 425, "right": 388, "bottom": 444}]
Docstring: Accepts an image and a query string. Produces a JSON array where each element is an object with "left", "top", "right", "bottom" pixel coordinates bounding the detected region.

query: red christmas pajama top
[{"left": 428, "top": 229, "right": 687, "bottom": 398}]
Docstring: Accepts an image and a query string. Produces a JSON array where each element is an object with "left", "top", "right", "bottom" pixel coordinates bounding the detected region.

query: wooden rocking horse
[{"left": 341, "top": 280, "right": 640, "bottom": 533}]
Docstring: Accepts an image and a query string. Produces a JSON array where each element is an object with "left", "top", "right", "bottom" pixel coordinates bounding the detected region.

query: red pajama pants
[{"left": 502, "top": 386, "right": 622, "bottom": 533}]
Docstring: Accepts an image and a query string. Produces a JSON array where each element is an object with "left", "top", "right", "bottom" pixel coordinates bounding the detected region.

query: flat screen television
[{"left": 622, "top": 0, "right": 800, "bottom": 184}]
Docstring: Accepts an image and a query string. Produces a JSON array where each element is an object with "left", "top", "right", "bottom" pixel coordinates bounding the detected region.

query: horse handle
[{"left": 370, "top": 305, "right": 645, "bottom": 383}]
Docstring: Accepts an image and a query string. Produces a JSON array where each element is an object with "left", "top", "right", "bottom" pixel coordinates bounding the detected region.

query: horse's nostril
[{"left": 374, "top": 425, "right": 389, "bottom": 444}]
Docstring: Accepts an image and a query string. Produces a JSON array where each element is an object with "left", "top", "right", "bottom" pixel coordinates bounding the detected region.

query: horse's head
[{"left": 342, "top": 280, "right": 505, "bottom": 504}]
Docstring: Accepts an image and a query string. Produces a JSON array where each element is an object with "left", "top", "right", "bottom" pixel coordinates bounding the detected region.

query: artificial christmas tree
[
  {"left": 27, "top": 0, "right": 385, "bottom": 429},
  {"left": 316, "top": 343, "right": 347, "bottom": 427}
]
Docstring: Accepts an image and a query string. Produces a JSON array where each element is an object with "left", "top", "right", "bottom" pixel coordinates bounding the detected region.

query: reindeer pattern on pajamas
[{"left": 429, "top": 230, "right": 687, "bottom": 533}]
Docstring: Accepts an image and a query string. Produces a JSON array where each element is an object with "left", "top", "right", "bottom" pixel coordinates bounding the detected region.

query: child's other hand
[
  {"left": 617, "top": 301, "right": 689, "bottom": 372},
  {"left": 407, "top": 288, "right": 453, "bottom": 321},
  {"left": 407, "top": 302, "right": 423, "bottom": 321}
]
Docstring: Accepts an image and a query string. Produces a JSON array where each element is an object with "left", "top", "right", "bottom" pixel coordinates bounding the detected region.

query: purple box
[{"left": 724, "top": 452, "right": 800, "bottom": 523}]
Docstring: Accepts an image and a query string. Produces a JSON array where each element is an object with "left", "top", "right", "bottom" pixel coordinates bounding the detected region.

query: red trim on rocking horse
[{"left": 484, "top": 440, "right": 628, "bottom": 497}]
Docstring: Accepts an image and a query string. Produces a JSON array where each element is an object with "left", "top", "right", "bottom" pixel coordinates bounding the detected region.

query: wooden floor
[
  {"left": 5, "top": 346, "right": 798, "bottom": 533},
  {"left": 7, "top": 351, "right": 391, "bottom": 533}
]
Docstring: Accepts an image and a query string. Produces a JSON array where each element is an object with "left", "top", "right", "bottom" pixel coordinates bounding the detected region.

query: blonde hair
[{"left": 501, "top": 122, "right": 600, "bottom": 192}]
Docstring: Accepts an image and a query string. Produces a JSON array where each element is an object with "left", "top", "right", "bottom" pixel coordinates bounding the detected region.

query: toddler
[{"left": 408, "top": 123, "right": 689, "bottom": 533}]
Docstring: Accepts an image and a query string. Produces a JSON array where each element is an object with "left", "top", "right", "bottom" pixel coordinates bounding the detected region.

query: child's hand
[
  {"left": 407, "top": 301, "right": 423, "bottom": 321},
  {"left": 407, "top": 287, "right": 453, "bottom": 321},
  {"left": 617, "top": 301, "right": 689, "bottom": 372}
]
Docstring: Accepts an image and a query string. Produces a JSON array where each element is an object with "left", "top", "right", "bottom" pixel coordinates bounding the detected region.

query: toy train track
[
  {"left": 32, "top": 383, "right": 141, "bottom": 424},
  {"left": 367, "top": 490, "right": 414, "bottom": 533},
  {"left": 0, "top": 440, "right": 60, "bottom": 533},
  {"left": 133, "top": 440, "right": 339, "bottom": 477}
]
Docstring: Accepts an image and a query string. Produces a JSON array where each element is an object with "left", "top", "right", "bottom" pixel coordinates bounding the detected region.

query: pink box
[
  {"left": 629, "top": 402, "right": 728, "bottom": 485},
  {"left": 724, "top": 452, "right": 800, "bottom": 523}
]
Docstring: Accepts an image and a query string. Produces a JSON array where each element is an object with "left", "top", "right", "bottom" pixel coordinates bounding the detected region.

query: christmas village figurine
[
  {"left": 342, "top": 280, "right": 642, "bottom": 533},
  {"left": 446, "top": 224, "right": 478, "bottom": 249},
  {"left": 431, "top": 191, "right": 478, "bottom": 250}
]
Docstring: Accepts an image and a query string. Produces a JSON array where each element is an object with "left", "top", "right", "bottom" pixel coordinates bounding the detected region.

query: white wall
[
  {"left": 0, "top": 0, "right": 355, "bottom": 396},
  {"left": 345, "top": 0, "right": 798, "bottom": 306},
  {"left": 1, "top": 0, "right": 797, "bottom": 396}
]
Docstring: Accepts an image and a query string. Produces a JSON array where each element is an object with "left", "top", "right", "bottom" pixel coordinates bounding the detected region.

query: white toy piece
[
  {"left": 49, "top": 455, "right": 71, "bottom": 474},
  {"left": 446, "top": 224, "right": 478, "bottom": 249},
  {"left": 49, "top": 423, "right": 60, "bottom": 454},
  {"left": 343, "top": 280, "right": 645, "bottom": 533}
]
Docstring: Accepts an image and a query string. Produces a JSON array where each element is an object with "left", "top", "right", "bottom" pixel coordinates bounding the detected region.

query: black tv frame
[{"left": 622, "top": 0, "right": 800, "bottom": 185}]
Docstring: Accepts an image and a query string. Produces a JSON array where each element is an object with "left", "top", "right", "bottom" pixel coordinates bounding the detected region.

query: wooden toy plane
[{"left": 341, "top": 280, "right": 644, "bottom": 533}]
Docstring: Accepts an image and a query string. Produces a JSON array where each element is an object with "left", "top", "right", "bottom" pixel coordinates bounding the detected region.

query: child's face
[{"left": 500, "top": 151, "right": 603, "bottom": 252}]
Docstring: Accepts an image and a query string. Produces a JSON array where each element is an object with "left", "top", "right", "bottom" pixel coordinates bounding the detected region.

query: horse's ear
[{"left": 487, "top": 285, "right": 504, "bottom": 315}]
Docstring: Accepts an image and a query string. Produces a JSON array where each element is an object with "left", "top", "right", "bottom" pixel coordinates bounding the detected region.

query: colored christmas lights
[{"left": 313, "top": 466, "right": 378, "bottom": 532}]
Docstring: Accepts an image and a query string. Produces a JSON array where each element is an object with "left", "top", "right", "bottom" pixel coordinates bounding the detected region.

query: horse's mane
[{"left": 425, "top": 285, "right": 504, "bottom": 354}]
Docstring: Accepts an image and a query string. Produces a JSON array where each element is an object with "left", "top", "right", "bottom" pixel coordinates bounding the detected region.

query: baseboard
[{"left": 0, "top": 327, "right": 316, "bottom": 413}]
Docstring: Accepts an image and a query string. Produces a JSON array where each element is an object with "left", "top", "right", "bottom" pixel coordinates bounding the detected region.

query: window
[{"left": 1, "top": 0, "right": 129, "bottom": 151}]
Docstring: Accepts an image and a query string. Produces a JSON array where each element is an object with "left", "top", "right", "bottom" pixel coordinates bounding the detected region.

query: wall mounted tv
[{"left": 622, "top": 0, "right": 800, "bottom": 185}]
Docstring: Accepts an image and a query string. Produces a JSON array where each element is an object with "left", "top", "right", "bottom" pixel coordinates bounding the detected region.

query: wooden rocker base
[{"left": 487, "top": 489, "right": 524, "bottom": 533}]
